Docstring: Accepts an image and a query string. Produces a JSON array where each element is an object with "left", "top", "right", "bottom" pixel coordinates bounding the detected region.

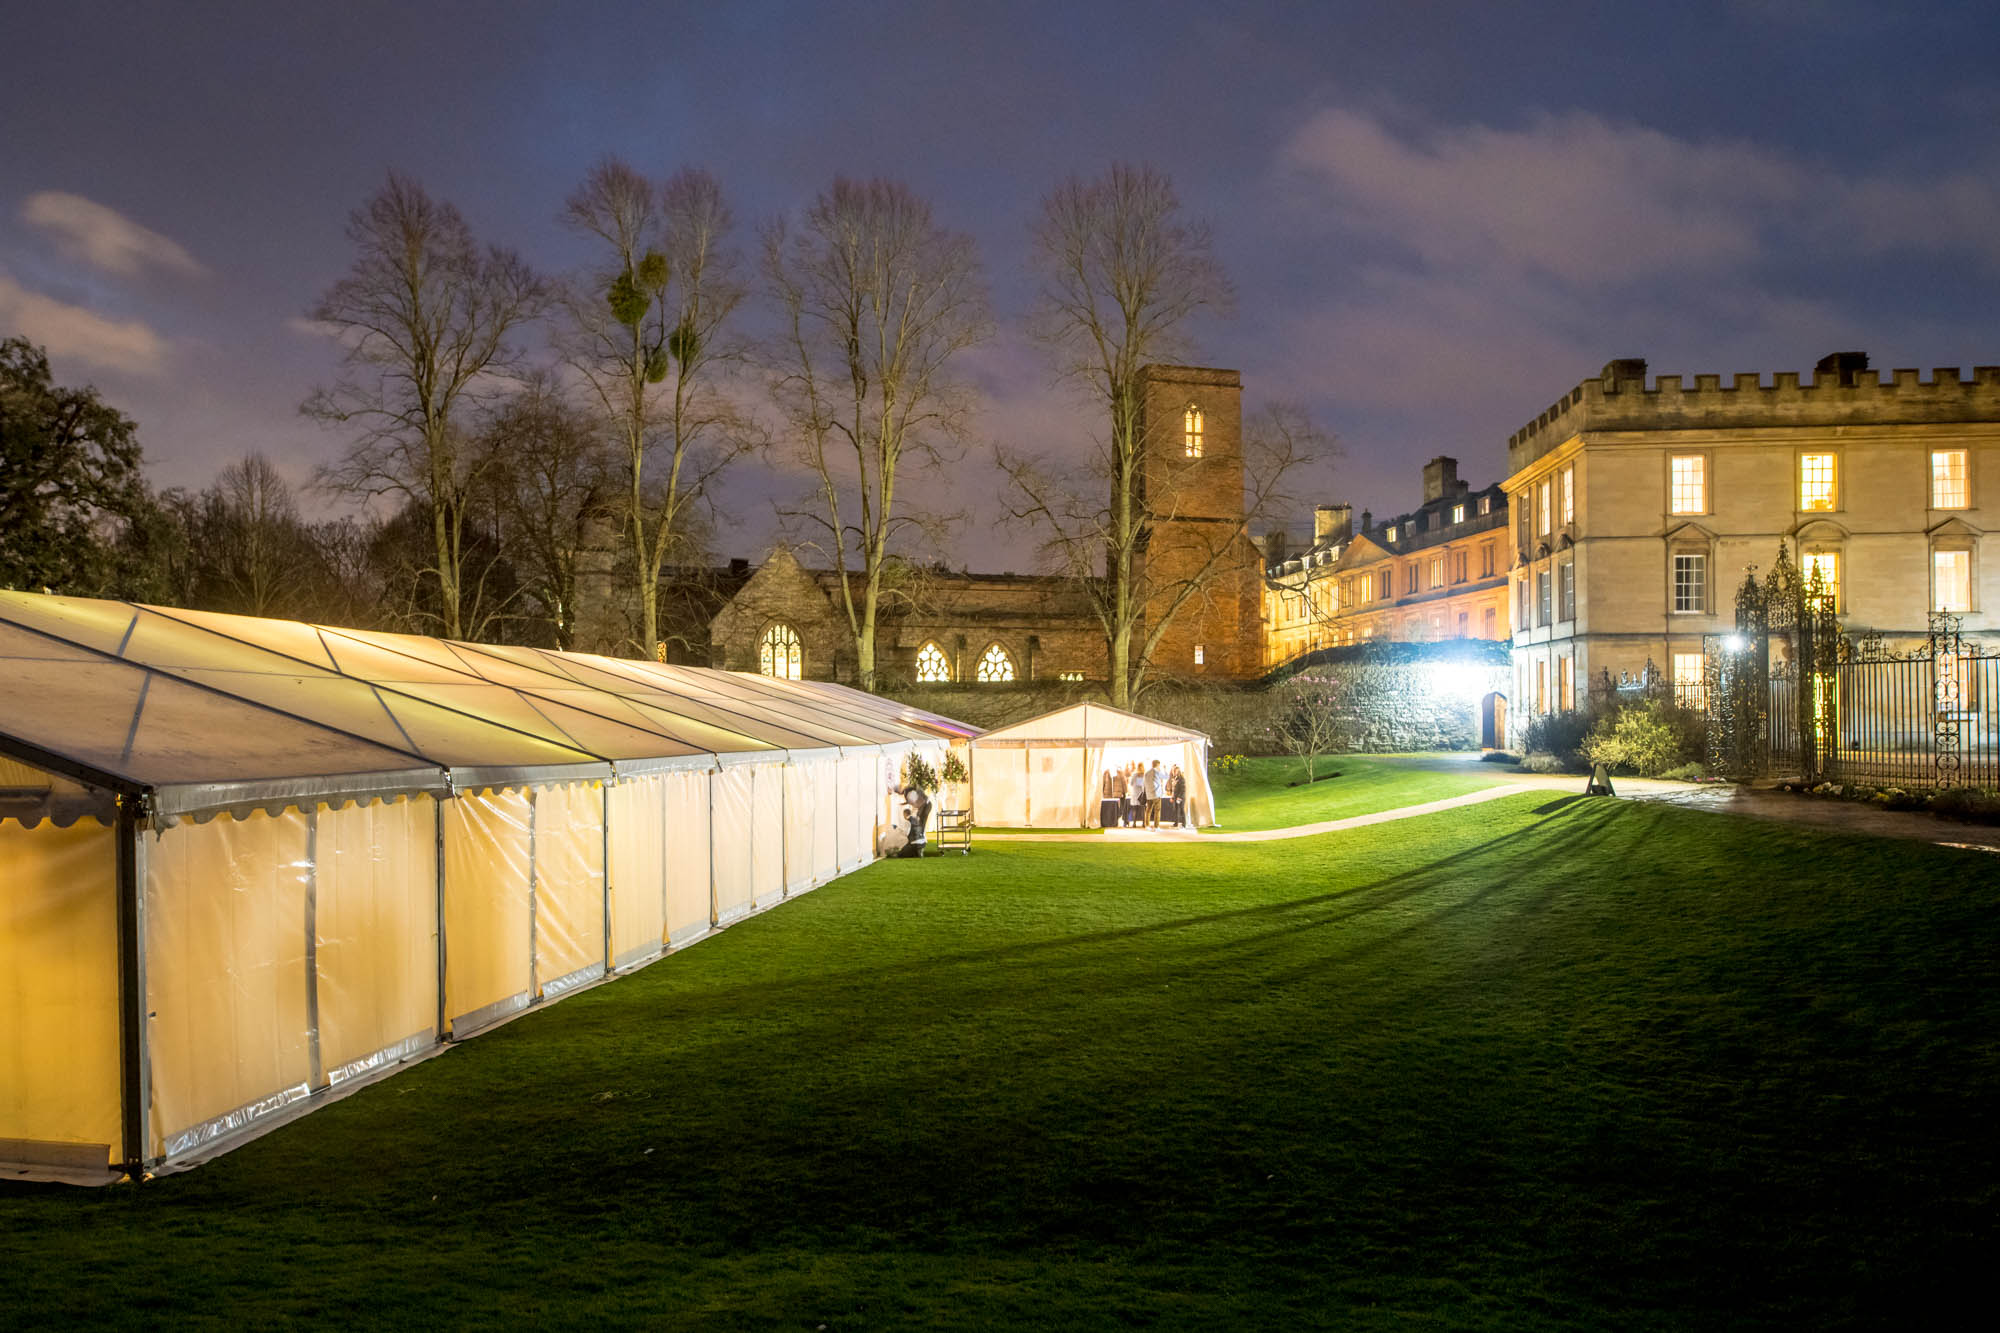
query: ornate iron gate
[
  {"left": 1704, "top": 548, "right": 1838, "bottom": 783},
  {"left": 1707, "top": 546, "right": 1996, "bottom": 789}
]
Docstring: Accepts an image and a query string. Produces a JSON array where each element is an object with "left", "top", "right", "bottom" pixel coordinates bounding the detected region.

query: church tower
[{"left": 1133, "top": 364, "right": 1263, "bottom": 678}]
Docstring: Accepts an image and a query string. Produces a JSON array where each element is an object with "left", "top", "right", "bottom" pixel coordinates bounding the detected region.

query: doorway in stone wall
[{"left": 1481, "top": 692, "right": 1508, "bottom": 749}]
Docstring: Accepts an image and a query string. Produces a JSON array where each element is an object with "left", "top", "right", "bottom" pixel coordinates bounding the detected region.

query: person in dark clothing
[
  {"left": 1170, "top": 766, "right": 1188, "bottom": 826},
  {"left": 897, "top": 786, "right": 931, "bottom": 857},
  {"left": 1100, "top": 769, "right": 1122, "bottom": 828}
]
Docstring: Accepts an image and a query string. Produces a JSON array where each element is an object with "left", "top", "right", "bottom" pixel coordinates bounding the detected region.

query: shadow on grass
[{"left": 6, "top": 795, "right": 1997, "bottom": 1329}]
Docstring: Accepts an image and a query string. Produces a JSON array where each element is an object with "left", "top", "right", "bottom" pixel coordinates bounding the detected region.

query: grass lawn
[
  {"left": 5, "top": 794, "right": 1997, "bottom": 1328},
  {"left": 1202, "top": 753, "right": 1506, "bottom": 830}
]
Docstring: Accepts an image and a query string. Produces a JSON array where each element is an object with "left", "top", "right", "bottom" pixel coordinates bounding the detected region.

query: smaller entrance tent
[{"left": 969, "top": 704, "right": 1214, "bottom": 828}]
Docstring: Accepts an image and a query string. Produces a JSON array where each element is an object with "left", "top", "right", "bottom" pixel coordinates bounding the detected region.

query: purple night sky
[{"left": 4, "top": 0, "right": 1998, "bottom": 566}]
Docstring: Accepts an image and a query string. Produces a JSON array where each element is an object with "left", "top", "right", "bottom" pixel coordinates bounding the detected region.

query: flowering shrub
[
  {"left": 940, "top": 750, "right": 968, "bottom": 785},
  {"left": 902, "top": 754, "right": 939, "bottom": 792},
  {"left": 1209, "top": 753, "right": 1248, "bottom": 774}
]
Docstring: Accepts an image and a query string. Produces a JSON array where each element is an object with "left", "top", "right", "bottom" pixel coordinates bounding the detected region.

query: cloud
[
  {"left": 20, "top": 190, "right": 207, "bottom": 278},
  {"left": 1280, "top": 109, "right": 1800, "bottom": 285},
  {"left": 1278, "top": 107, "right": 2000, "bottom": 286},
  {"left": 0, "top": 270, "right": 169, "bottom": 375}
]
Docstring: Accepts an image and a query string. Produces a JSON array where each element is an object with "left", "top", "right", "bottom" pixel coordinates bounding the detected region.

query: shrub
[
  {"left": 1583, "top": 699, "right": 1706, "bottom": 778},
  {"left": 1210, "top": 753, "right": 1248, "bottom": 774},
  {"left": 1519, "top": 753, "right": 1575, "bottom": 774},
  {"left": 1655, "top": 762, "right": 1708, "bottom": 783},
  {"left": 1523, "top": 709, "right": 1593, "bottom": 769},
  {"left": 1479, "top": 750, "right": 1521, "bottom": 765},
  {"left": 1931, "top": 787, "right": 2000, "bottom": 824}
]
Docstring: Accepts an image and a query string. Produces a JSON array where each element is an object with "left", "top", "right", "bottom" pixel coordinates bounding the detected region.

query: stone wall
[{"left": 885, "top": 641, "right": 1511, "bottom": 757}]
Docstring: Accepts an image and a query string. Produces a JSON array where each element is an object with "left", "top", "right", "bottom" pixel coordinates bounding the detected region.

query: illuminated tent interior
[
  {"left": 0, "top": 591, "right": 970, "bottom": 1181},
  {"left": 969, "top": 703, "right": 1215, "bottom": 829}
]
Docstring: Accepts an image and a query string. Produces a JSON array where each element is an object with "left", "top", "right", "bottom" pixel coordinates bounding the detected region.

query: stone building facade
[
  {"left": 1264, "top": 456, "right": 1511, "bottom": 665},
  {"left": 705, "top": 547, "right": 1106, "bottom": 686},
  {"left": 1502, "top": 353, "right": 2000, "bottom": 730},
  {"left": 709, "top": 363, "right": 1271, "bottom": 688},
  {"left": 1132, "top": 365, "right": 1267, "bottom": 679}
]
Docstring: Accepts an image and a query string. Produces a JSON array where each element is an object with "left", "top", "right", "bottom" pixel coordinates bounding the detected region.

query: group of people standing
[{"left": 1100, "top": 759, "right": 1188, "bottom": 829}]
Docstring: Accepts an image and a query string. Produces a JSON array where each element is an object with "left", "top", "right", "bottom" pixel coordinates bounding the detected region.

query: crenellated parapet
[{"left": 1507, "top": 355, "right": 2000, "bottom": 474}]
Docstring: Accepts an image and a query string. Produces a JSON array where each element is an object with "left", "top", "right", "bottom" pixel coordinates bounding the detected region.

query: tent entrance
[{"left": 1094, "top": 745, "right": 1192, "bottom": 829}]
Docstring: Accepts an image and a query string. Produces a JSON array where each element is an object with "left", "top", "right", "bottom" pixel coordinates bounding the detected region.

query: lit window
[
  {"left": 1538, "top": 479, "right": 1552, "bottom": 535},
  {"left": 1478, "top": 495, "right": 1491, "bottom": 515},
  {"left": 1183, "top": 405, "right": 1204, "bottom": 458},
  {"left": 1536, "top": 570, "right": 1552, "bottom": 625},
  {"left": 1451, "top": 503, "right": 1465, "bottom": 524},
  {"left": 1559, "top": 657, "right": 1575, "bottom": 711},
  {"left": 1429, "top": 556, "right": 1444, "bottom": 588},
  {"left": 1385, "top": 525, "right": 1397, "bottom": 542},
  {"left": 1799, "top": 453, "right": 1836, "bottom": 511},
  {"left": 1194, "top": 644, "right": 1205, "bottom": 665},
  {"left": 1933, "top": 450, "right": 1968, "bottom": 508},
  {"left": 1935, "top": 549, "right": 1972, "bottom": 612},
  {"left": 1057, "top": 670, "right": 1084, "bottom": 682},
  {"left": 1361, "top": 625, "right": 1373, "bottom": 640},
  {"left": 759, "top": 623, "right": 802, "bottom": 679},
  {"left": 1670, "top": 455, "right": 1705, "bottom": 515},
  {"left": 914, "top": 641, "right": 950, "bottom": 682},
  {"left": 975, "top": 643, "right": 1016, "bottom": 682},
  {"left": 1561, "top": 466, "right": 1575, "bottom": 524},
  {"left": 1672, "top": 653, "right": 1706, "bottom": 710},
  {"left": 1535, "top": 660, "right": 1547, "bottom": 712},
  {"left": 1672, "top": 553, "right": 1707, "bottom": 614},
  {"left": 1802, "top": 552, "right": 1840, "bottom": 609},
  {"left": 1559, "top": 561, "right": 1576, "bottom": 620}
]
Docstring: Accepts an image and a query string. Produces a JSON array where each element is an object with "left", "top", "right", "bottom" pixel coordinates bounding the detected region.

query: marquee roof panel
[
  {"left": 0, "top": 621, "right": 438, "bottom": 799},
  {"left": 971, "top": 702, "right": 1209, "bottom": 746},
  {"left": 0, "top": 592, "right": 976, "bottom": 812}
]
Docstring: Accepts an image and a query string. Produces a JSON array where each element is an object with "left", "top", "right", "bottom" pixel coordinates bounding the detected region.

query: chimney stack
[
  {"left": 1421, "top": 457, "right": 1460, "bottom": 503},
  {"left": 1815, "top": 350, "right": 1870, "bottom": 387},
  {"left": 1602, "top": 358, "right": 1648, "bottom": 390},
  {"left": 1313, "top": 503, "right": 1351, "bottom": 544}
]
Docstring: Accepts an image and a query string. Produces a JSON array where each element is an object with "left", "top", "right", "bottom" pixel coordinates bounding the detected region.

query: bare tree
[
  {"left": 1272, "top": 672, "right": 1345, "bottom": 783},
  {"left": 481, "top": 373, "right": 617, "bottom": 650},
  {"left": 559, "top": 160, "right": 749, "bottom": 657},
  {"left": 304, "top": 173, "right": 546, "bottom": 639},
  {"left": 206, "top": 454, "right": 303, "bottom": 617},
  {"left": 763, "top": 178, "right": 990, "bottom": 689},
  {"left": 1005, "top": 164, "right": 1237, "bottom": 707},
  {"left": 1006, "top": 399, "right": 1324, "bottom": 703}
]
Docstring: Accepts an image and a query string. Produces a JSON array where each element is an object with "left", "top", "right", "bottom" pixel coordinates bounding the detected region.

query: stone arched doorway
[{"left": 1481, "top": 692, "right": 1508, "bottom": 749}]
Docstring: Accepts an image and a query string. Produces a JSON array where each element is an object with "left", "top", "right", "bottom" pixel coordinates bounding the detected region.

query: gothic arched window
[
  {"left": 759, "top": 623, "right": 802, "bottom": 679},
  {"left": 915, "top": 641, "right": 951, "bottom": 683},
  {"left": 1183, "top": 405, "right": 1204, "bottom": 458},
  {"left": 976, "top": 643, "right": 1016, "bottom": 683}
]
